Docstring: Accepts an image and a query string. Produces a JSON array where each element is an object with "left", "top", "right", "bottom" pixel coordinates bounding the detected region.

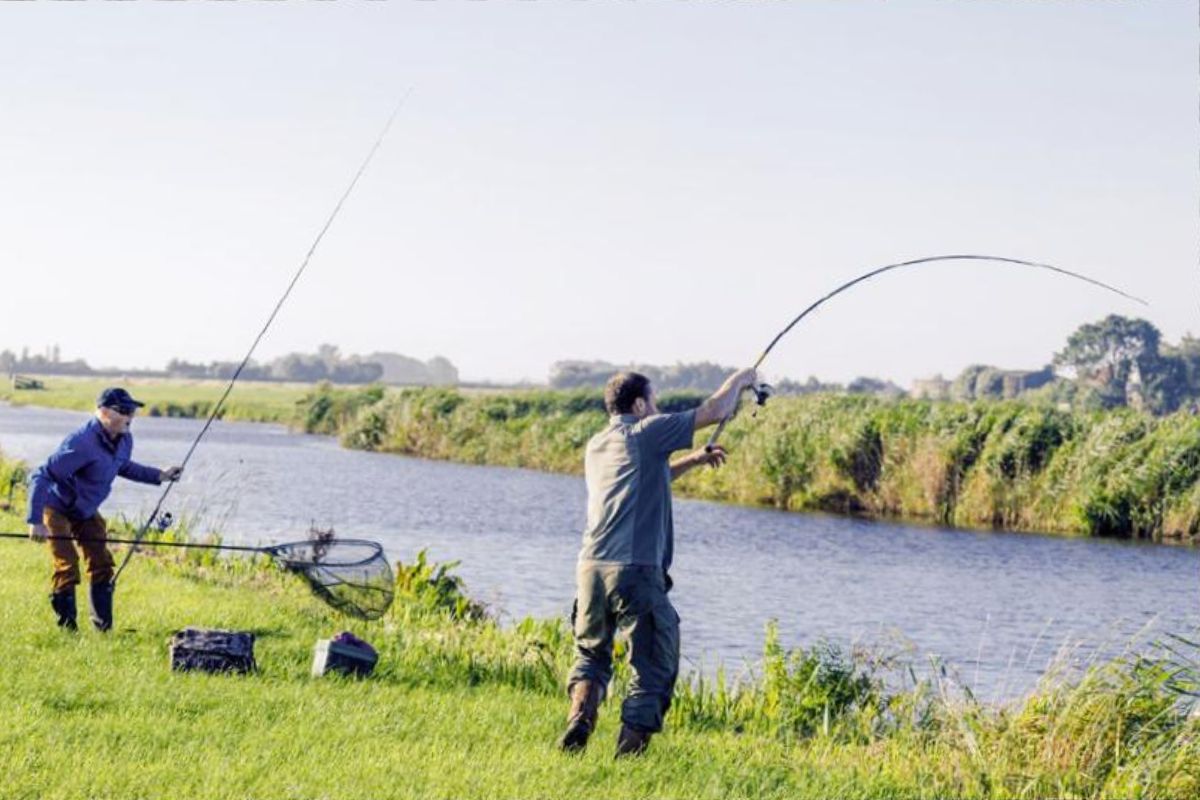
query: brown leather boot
[
  {"left": 614, "top": 724, "right": 653, "bottom": 758},
  {"left": 558, "top": 680, "right": 602, "bottom": 753}
]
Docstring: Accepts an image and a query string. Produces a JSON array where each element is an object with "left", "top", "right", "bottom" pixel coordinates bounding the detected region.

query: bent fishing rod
[
  {"left": 110, "top": 92, "right": 411, "bottom": 587},
  {"left": 706, "top": 254, "right": 1149, "bottom": 451}
]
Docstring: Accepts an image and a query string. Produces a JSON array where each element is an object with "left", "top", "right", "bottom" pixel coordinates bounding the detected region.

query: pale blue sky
[{"left": 0, "top": 1, "right": 1194, "bottom": 384}]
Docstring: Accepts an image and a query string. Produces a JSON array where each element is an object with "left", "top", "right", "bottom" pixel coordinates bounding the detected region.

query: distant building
[
  {"left": 998, "top": 366, "right": 1055, "bottom": 399},
  {"left": 941, "top": 365, "right": 1057, "bottom": 401},
  {"left": 911, "top": 374, "right": 950, "bottom": 400}
]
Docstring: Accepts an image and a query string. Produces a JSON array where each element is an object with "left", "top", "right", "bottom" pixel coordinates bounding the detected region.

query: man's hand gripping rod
[{"left": 705, "top": 356, "right": 772, "bottom": 453}]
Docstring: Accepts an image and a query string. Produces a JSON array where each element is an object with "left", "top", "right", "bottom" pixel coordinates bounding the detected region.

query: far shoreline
[{"left": 5, "top": 377, "right": 1199, "bottom": 549}]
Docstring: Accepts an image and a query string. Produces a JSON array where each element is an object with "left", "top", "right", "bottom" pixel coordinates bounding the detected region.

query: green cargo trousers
[{"left": 566, "top": 563, "right": 680, "bottom": 733}]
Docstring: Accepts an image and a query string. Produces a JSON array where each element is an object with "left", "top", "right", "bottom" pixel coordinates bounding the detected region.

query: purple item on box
[{"left": 332, "top": 631, "right": 376, "bottom": 658}]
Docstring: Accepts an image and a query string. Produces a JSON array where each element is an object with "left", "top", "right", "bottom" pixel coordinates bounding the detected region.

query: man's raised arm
[{"left": 693, "top": 367, "right": 758, "bottom": 429}]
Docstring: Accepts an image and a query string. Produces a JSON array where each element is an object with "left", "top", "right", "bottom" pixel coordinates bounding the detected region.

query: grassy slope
[
  {"left": 3, "top": 465, "right": 1199, "bottom": 800},
  {"left": 0, "top": 541, "right": 813, "bottom": 800}
]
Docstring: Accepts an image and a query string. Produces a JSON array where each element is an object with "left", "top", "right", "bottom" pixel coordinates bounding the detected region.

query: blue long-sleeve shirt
[{"left": 26, "top": 417, "right": 162, "bottom": 524}]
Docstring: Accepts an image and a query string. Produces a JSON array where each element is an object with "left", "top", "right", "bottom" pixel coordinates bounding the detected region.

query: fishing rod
[
  {"left": 706, "top": 254, "right": 1149, "bottom": 451},
  {"left": 111, "top": 92, "right": 411, "bottom": 587}
]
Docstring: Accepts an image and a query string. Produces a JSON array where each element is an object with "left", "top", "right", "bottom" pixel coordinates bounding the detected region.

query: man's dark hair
[{"left": 604, "top": 372, "right": 651, "bottom": 415}]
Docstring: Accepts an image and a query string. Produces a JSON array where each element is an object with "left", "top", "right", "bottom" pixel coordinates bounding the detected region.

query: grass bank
[
  {"left": 1, "top": 456, "right": 1199, "bottom": 799},
  {"left": 0, "top": 375, "right": 308, "bottom": 423},
  {"left": 299, "top": 386, "right": 1200, "bottom": 543}
]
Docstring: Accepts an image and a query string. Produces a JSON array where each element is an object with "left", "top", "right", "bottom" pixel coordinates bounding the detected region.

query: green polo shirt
[{"left": 577, "top": 410, "right": 697, "bottom": 571}]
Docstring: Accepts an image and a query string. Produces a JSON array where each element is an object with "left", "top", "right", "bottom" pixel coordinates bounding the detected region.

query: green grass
[
  {"left": 0, "top": 374, "right": 309, "bottom": 423},
  {"left": 2, "top": 453, "right": 1200, "bottom": 799},
  {"left": 0, "top": 535, "right": 880, "bottom": 799}
]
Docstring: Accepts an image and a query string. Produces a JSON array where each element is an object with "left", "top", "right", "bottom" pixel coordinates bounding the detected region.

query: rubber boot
[
  {"left": 614, "top": 724, "right": 653, "bottom": 758},
  {"left": 89, "top": 581, "right": 114, "bottom": 632},
  {"left": 558, "top": 680, "right": 602, "bottom": 753},
  {"left": 49, "top": 589, "right": 77, "bottom": 631}
]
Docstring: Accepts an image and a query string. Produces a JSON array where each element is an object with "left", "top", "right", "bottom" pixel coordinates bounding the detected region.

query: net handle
[
  {"left": 2, "top": 532, "right": 394, "bottom": 618},
  {"left": 1, "top": 532, "right": 384, "bottom": 564},
  {"left": 0, "top": 531, "right": 263, "bottom": 552}
]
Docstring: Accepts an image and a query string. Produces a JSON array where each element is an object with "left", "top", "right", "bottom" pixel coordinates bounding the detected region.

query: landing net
[{"left": 268, "top": 539, "right": 394, "bottom": 620}]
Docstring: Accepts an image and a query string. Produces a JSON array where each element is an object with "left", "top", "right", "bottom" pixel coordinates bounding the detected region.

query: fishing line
[
  {"left": 706, "top": 254, "right": 1149, "bottom": 450},
  {"left": 112, "top": 91, "right": 412, "bottom": 586}
]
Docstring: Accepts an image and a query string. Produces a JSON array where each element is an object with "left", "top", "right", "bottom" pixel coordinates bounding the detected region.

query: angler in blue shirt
[{"left": 27, "top": 387, "right": 182, "bottom": 631}]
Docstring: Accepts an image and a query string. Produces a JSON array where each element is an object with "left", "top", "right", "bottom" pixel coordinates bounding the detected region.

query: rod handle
[{"left": 704, "top": 418, "right": 729, "bottom": 453}]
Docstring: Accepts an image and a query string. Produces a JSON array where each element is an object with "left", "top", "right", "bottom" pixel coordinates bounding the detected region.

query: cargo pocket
[
  {"left": 654, "top": 601, "right": 681, "bottom": 715},
  {"left": 652, "top": 601, "right": 680, "bottom": 671}
]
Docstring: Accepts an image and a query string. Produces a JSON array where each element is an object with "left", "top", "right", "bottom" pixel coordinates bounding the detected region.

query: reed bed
[{"left": 300, "top": 386, "right": 1200, "bottom": 543}]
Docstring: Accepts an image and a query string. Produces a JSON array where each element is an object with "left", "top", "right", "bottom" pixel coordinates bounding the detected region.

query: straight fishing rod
[
  {"left": 706, "top": 254, "right": 1149, "bottom": 451},
  {"left": 111, "top": 92, "right": 411, "bottom": 586}
]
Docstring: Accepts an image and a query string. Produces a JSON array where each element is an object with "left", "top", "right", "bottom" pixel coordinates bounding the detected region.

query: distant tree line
[
  {"left": 3, "top": 343, "right": 459, "bottom": 387},
  {"left": 166, "top": 345, "right": 459, "bottom": 386},
  {"left": 548, "top": 317, "right": 1200, "bottom": 416},
  {"left": 908, "top": 316, "right": 1200, "bottom": 416},
  {"left": 547, "top": 360, "right": 905, "bottom": 398},
  {"left": 549, "top": 360, "right": 734, "bottom": 392},
  {"left": 9, "top": 317, "right": 1200, "bottom": 414},
  {"left": 0, "top": 346, "right": 92, "bottom": 376}
]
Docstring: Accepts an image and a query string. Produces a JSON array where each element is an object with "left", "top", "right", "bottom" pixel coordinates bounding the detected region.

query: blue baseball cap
[{"left": 96, "top": 387, "right": 145, "bottom": 415}]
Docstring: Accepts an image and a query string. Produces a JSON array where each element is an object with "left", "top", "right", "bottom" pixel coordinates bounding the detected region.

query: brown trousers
[{"left": 44, "top": 507, "right": 114, "bottom": 592}]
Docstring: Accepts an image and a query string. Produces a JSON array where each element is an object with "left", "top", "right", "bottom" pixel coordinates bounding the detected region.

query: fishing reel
[
  {"left": 742, "top": 382, "right": 773, "bottom": 418},
  {"left": 154, "top": 511, "right": 175, "bottom": 533},
  {"left": 750, "top": 382, "right": 773, "bottom": 408},
  {"left": 704, "top": 381, "right": 774, "bottom": 453}
]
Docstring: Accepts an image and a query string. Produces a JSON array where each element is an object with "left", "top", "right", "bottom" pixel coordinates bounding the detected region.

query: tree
[
  {"left": 270, "top": 353, "right": 328, "bottom": 382},
  {"left": 330, "top": 360, "right": 383, "bottom": 383},
  {"left": 1053, "top": 316, "right": 1185, "bottom": 413},
  {"left": 950, "top": 364, "right": 988, "bottom": 401},
  {"left": 166, "top": 359, "right": 207, "bottom": 378},
  {"left": 425, "top": 356, "right": 459, "bottom": 386},
  {"left": 846, "top": 376, "right": 905, "bottom": 397},
  {"left": 548, "top": 360, "right": 618, "bottom": 389},
  {"left": 316, "top": 344, "right": 341, "bottom": 370},
  {"left": 774, "top": 375, "right": 842, "bottom": 395},
  {"left": 1163, "top": 335, "right": 1200, "bottom": 398}
]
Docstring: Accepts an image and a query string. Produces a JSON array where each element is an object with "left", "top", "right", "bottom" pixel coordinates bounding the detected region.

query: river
[{"left": 2, "top": 402, "right": 1196, "bottom": 701}]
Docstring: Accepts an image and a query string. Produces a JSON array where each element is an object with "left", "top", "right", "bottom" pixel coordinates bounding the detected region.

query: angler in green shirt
[{"left": 560, "top": 367, "right": 757, "bottom": 758}]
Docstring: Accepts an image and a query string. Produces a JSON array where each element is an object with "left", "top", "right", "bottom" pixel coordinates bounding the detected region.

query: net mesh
[{"left": 267, "top": 539, "right": 394, "bottom": 620}]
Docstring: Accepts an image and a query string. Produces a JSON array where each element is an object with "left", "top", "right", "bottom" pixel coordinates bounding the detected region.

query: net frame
[{"left": 265, "top": 539, "right": 395, "bottom": 620}]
